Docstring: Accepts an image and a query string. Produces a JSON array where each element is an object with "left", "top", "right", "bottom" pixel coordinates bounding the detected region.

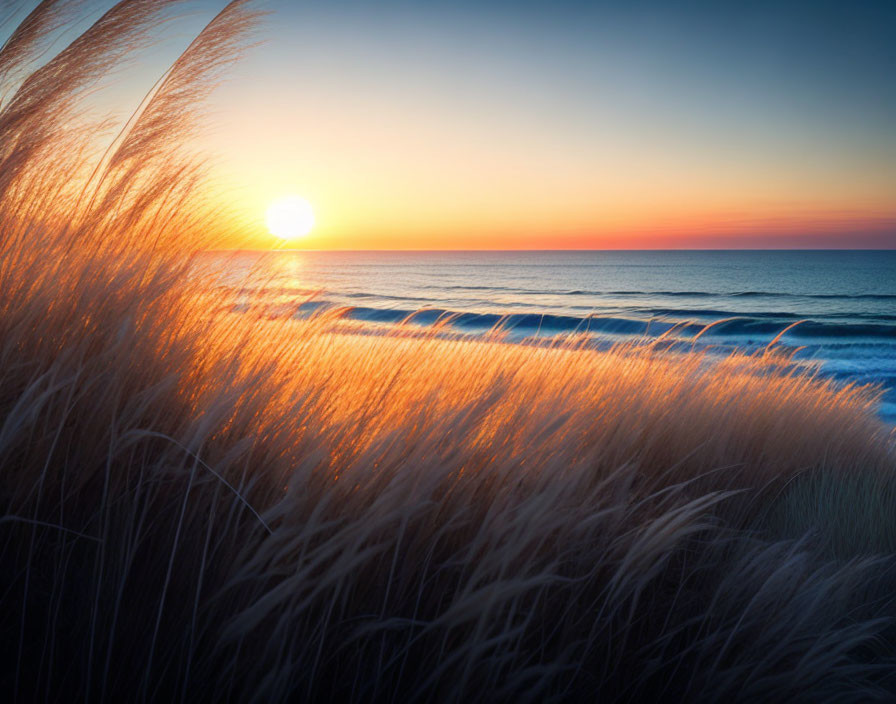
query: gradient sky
[{"left": 62, "top": 0, "right": 896, "bottom": 248}]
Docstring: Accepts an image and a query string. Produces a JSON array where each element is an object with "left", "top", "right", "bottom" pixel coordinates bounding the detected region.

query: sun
[{"left": 266, "top": 195, "right": 314, "bottom": 240}]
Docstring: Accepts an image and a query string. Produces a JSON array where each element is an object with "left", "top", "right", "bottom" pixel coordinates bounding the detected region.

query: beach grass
[{"left": 1, "top": 2, "right": 895, "bottom": 701}]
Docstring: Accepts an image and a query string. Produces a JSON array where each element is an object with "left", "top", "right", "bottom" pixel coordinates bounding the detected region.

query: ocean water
[{"left": 204, "top": 250, "right": 896, "bottom": 422}]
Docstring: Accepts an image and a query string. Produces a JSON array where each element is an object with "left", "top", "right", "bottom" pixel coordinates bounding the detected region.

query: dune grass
[{"left": 1, "top": 2, "right": 895, "bottom": 701}]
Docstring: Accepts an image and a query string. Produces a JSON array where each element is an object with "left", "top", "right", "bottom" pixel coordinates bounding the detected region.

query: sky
[
  {"left": 193, "top": 0, "right": 895, "bottom": 249},
  {"left": 10, "top": 0, "right": 896, "bottom": 249}
]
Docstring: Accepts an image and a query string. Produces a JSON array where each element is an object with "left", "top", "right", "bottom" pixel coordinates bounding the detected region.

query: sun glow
[{"left": 266, "top": 195, "right": 315, "bottom": 240}]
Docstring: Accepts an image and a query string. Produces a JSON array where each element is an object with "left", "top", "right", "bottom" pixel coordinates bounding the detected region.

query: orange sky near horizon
[{"left": 209, "top": 124, "right": 896, "bottom": 249}]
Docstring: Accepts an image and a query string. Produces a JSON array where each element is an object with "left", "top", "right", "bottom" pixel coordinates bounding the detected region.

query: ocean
[{"left": 205, "top": 250, "right": 896, "bottom": 422}]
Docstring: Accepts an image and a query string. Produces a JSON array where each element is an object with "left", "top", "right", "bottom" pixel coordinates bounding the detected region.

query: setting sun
[{"left": 266, "top": 195, "right": 314, "bottom": 240}]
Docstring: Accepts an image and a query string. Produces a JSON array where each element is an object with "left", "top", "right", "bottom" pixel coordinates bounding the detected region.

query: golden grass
[
  {"left": 1, "top": 2, "right": 896, "bottom": 702},
  {"left": 188, "top": 309, "right": 892, "bottom": 502}
]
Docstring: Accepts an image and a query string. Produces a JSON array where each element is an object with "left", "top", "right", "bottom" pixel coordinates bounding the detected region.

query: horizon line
[{"left": 205, "top": 247, "right": 896, "bottom": 253}]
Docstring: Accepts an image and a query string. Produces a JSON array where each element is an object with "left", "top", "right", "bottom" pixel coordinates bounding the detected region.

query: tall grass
[{"left": 1, "top": 2, "right": 895, "bottom": 701}]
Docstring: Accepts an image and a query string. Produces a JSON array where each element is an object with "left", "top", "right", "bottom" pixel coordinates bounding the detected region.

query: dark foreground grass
[{"left": 2, "top": 2, "right": 895, "bottom": 702}]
